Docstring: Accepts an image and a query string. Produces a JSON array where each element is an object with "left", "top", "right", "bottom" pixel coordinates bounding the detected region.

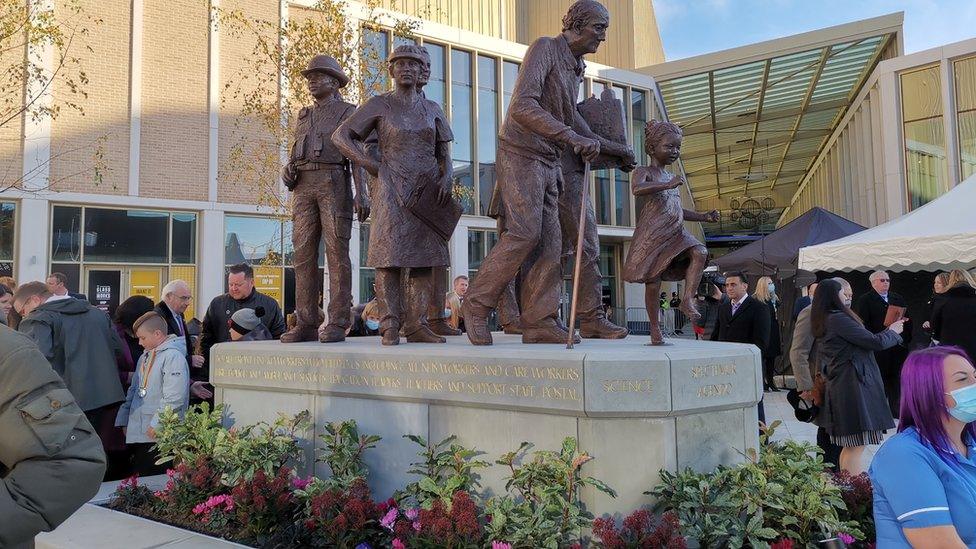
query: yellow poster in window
[
  {"left": 168, "top": 265, "right": 197, "bottom": 320},
  {"left": 129, "top": 269, "right": 161, "bottom": 303},
  {"left": 253, "top": 266, "right": 284, "bottom": 309}
]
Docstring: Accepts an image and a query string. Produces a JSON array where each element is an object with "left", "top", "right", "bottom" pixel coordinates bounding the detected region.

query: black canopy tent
[
  {"left": 712, "top": 207, "right": 865, "bottom": 279},
  {"left": 710, "top": 207, "right": 865, "bottom": 380}
]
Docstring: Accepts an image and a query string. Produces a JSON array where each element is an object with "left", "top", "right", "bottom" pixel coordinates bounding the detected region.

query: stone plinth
[{"left": 212, "top": 335, "right": 761, "bottom": 515}]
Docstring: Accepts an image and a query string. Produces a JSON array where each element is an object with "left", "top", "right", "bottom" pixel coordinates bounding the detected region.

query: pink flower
[
  {"left": 413, "top": 520, "right": 421, "bottom": 532},
  {"left": 193, "top": 494, "right": 235, "bottom": 516},
  {"left": 404, "top": 507, "right": 419, "bottom": 521},
  {"left": 291, "top": 476, "right": 312, "bottom": 490},
  {"left": 192, "top": 502, "right": 209, "bottom": 515},
  {"left": 392, "top": 540, "right": 406, "bottom": 549},
  {"left": 839, "top": 533, "right": 856, "bottom": 545},
  {"left": 118, "top": 475, "right": 139, "bottom": 490},
  {"left": 492, "top": 542, "right": 512, "bottom": 549},
  {"left": 381, "top": 507, "right": 399, "bottom": 530}
]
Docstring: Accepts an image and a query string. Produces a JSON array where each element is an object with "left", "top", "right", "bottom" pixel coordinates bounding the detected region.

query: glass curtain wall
[
  {"left": 954, "top": 56, "right": 976, "bottom": 179},
  {"left": 900, "top": 66, "right": 948, "bottom": 209}
]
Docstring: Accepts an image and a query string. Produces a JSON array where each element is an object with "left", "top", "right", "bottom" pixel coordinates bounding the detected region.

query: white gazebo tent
[{"left": 799, "top": 175, "right": 976, "bottom": 272}]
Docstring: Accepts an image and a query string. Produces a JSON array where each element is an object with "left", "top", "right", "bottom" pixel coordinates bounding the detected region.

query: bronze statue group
[{"left": 281, "top": 0, "right": 717, "bottom": 348}]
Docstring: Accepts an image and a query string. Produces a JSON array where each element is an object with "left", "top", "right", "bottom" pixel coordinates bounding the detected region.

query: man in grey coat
[
  {"left": 0, "top": 325, "right": 106, "bottom": 547},
  {"left": 14, "top": 282, "right": 125, "bottom": 446},
  {"left": 789, "top": 278, "right": 843, "bottom": 469}
]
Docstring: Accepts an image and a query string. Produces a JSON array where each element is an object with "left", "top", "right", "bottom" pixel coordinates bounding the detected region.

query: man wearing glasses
[
  {"left": 155, "top": 279, "right": 212, "bottom": 401},
  {"left": 855, "top": 270, "right": 912, "bottom": 416}
]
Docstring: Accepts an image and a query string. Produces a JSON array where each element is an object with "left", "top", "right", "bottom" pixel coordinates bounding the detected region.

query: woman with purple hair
[
  {"left": 869, "top": 346, "right": 976, "bottom": 548},
  {"left": 812, "top": 278, "right": 907, "bottom": 475}
]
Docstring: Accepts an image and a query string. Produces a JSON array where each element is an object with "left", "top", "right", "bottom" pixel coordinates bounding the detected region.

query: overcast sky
[{"left": 655, "top": 0, "right": 976, "bottom": 61}]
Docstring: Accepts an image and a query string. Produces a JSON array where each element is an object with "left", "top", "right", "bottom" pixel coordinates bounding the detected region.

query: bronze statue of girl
[{"left": 622, "top": 120, "right": 719, "bottom": 345}]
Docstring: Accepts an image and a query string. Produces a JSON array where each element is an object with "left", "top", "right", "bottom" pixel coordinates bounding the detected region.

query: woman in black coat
[
  {"left": 811, "top": 278, "right": 906, "bottom": 475},
  {"left": 754, "top": 276, "right": 782, "bottom": 391},
  {"left": 931, "top": 270, "right": 976, "bottom": 361}
]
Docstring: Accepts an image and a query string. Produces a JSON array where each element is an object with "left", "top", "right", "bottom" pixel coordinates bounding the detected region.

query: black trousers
[
  {"left": 817, "top": 426, "right": 842, "bottom": 471},
  {"left": 130, "top": 443, "right": 166, "bottom": 477}
]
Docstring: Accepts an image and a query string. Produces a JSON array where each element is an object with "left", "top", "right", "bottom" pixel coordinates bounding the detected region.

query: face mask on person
[
  {"left": 365, "top": 319, "right": 380, "bottom": 331},
  {"left": 767, "top": 283, "right": 776, "bottom": 293},
  {"left": 947, "top": 384, "right": 976, "bottom": 423},
  {"left": 443, "top": 308, "right": 452, "bottom": 318}
]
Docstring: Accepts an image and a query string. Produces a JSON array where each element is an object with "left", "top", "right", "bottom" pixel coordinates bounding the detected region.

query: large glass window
[
  {"left": 477, "top": 55, "right": 498, "bottom": 216},
  {"left": 955, "top": 56, "right": 976, "bottom": 179},
  {"left": 363, "top": 28, "right": 389, "bottom": 96},
  {"left": 467, "top": 228, "right": 498, "bottom": 282},
  {"left": 224, "top": 216, "right": 283, "bottom": 266},
  {"left": 451, "top": 48, "right": 474, "bottom": 214},
  {"left": 426, "top": 42, "right": 446, "bottom": 109},
  {"left": 359, "top": 224, "right": 375, "bottom": 304},
  {"left": 501, "top": 61, "right": 519, "bottom": 117},
  {"left": 51, "top": 205, "right": 82, "bottom": 262},
  {"left": 901, "top": 66, "right": 948, "bottom": 209},
  {"left": 171, "top": 213, "right": 197, "bottom": 264},
  {"left": 83, "top": 209, "right": 169, "bottom": 263},
  {"left": 0, "top": 202, "right": 14, "bottom": 267},
  {"left": 632, "top": 90, "right": 648, "bottom": 164}
]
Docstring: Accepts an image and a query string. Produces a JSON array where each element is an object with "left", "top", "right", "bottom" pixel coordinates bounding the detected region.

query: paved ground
[{"left": 763, "top": 388, "right": 886, "bottom": 466}]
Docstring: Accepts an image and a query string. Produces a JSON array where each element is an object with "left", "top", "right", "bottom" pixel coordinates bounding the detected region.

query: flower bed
[{"left": 107, "top": 406, "right": 875, "bottom": 548}]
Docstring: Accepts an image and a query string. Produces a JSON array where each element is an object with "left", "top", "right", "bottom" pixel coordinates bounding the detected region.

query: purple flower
[
  {"left": 413, "top": 521, "right": 421, "bottom": 532},
  {"left": 355, "top": 544, "right": 372, "bottom": 549},
  {"left": 839, "top": 533, "right": 856, "bottom": 545},
  {"left": 404, "top": 507, "right": 419, "bottom": 521},
  {"left": 392, "top": 540, "right": 406, "bottom": 549},
  {"left": 380, "top": 507, "right": 399, "bottom": 530},
  {"left": 492, "top": 542, "right": 513, "bottom": 549},
  {"left": 291, "top": 476, "right": 312, "bottom": 490}
]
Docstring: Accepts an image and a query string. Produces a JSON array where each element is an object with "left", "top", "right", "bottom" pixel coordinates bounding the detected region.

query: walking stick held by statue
[
  {"left": 567, "top": 88, "right": 630, "bottom": 349},
  {"left": 567, "top": 159, "right": 590, "bottom": 349}
]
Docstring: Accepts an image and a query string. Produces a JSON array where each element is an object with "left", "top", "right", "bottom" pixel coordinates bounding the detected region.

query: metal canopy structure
[{"left": 640, "top": 14, "right": 902, "bottom": 234}]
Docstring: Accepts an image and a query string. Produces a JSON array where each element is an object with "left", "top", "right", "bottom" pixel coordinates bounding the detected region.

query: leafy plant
[
  {"left": 153, "top": 402, "right": 225, "bottom": 467},
  {"left": 399, "top": 434, "right": 489, "bottom": 510},
  {"left": 833, "top": 471, "right": 875, "bottom": 546},
  {"left": 592, "top": 509, "right": 687, "bottom": 549},
  {"left": 650, "top": 421, "right": 862, "bottom": 548},
  {"left": 484, "top": 438, "right": 616, "bottom": 548},
  {"left": 212, "top": 410, "right": 309, "bottom": 486},
  {"left": 317, "top": 419, "right": 381, "bottom": 489}
]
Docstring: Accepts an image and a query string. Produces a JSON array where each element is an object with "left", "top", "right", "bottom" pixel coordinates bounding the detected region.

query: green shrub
[
  {"left": 484, "top": 437, "right": 616, "bottom": 548},
  {"left": 398, "top": 434, "right": 489, "bottom": 510},
  {"left": 650, "top": 421, "right": 862, "bottom": 548}
]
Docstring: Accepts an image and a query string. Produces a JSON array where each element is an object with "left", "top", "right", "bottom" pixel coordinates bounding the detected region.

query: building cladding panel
[
  {"left": 376, "top": 0, "right": 518, "bottom": 42},
  {"left": 0, "top": 30, "right": 23, "bottom": 184},
  {"left": 217, "top": 0, "right": 280, "bottom": 206},
  {"left": 138, "top": 0, "right": 210, "bottom": 202},
  {"left": 49, "top": 0, "right": 132, "bottom": 196}
]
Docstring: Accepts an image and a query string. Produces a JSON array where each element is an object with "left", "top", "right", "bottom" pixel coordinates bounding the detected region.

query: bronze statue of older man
[{"left": 463, "top": 0, "right": 633, "bottom": 345}]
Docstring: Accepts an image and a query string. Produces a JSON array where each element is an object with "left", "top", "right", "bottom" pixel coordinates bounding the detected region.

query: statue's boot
[
  {"left": 319, "top": 324, "right": 347, "bottom": 343},
  {"left": 523, "top": 324, "right": 580, "bottom": 345},
  {"left": 429, "top": 318, "right": 462, "bottom": 336},
  {"left": 579, "top": 317, "right": 628, "bottom": 339},
  {"left": 502, "top": 318, "right": 523, "bottom": 335},
  {"left": 280, "top": 325, "right": 318, "bottom": 343},
  {"left": 381, "top": 328, "right": 400, "bottom": 346},
  {"left": 462, "top": 301, "right": 492, "bottom": 346}
]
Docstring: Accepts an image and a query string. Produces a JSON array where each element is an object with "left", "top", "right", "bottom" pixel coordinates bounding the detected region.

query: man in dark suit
[
  {"left": 792, "top": 282, "right": 818, "bottom": 322},
  {"left": 155, "top": 279, "right": 211, "bottom": 401},
  {"left": 855, "top": 270, "right": 911, "bottom": 416},
  {"left": 46, "top": 272, "right": 87, "bottom": 301},
  {"left": 712, "top": 271, "right": 771, "bottom": 422}
]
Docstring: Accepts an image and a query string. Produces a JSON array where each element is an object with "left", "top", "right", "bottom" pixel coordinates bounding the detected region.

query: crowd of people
[
  {"left": 2, "top": 262, "right": 975, "bottom": 545},
  {"left": 0, "top": 264, "right": 475, "bottom": 486}
]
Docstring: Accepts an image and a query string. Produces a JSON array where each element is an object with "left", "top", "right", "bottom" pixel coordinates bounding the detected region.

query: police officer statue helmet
[{"left": 301, "top": 54, "right": 350, "bottom": 88}]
